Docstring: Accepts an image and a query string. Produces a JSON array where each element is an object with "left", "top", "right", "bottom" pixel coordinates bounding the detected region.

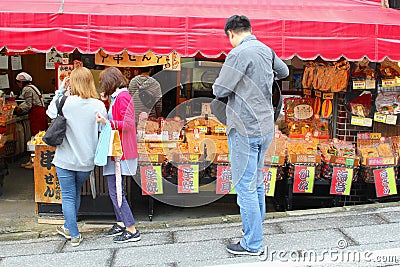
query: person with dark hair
[
  {"left": 127, "top": 66, "right": 162, "bottom": 121},
  {"left": 96, "top": 67, "right": 141, "bottom": 243},
  {"left": 213, "top": 15, "right": 289, "bottom": 256},
  {"left": 14, "top": 72, "right": 48, "bottom": 168}
]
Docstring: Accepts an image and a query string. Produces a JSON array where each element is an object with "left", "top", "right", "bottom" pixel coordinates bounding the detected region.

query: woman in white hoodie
[{"left": 46, "top": 67, "right": 107, "bottom": 247}]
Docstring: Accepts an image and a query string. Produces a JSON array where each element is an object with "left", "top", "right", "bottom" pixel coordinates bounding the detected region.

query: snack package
[
  {"left": 375, "top": 92, "right": 400, "bottom": 115},
  {"left": 347, "top": 92, "right": 372, "bottom": 117}
]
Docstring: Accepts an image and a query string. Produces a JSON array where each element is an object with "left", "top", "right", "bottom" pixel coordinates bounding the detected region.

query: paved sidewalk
[{"left": 1, "top": 202, "right": 400, "bottom": 267}]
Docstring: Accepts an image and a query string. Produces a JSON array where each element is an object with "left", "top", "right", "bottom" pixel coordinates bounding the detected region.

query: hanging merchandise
[
  {"left": 373, "top": 59, "right": 400, "bottom": 125},
  {"left": 321, "top": 99, "right": 333, "bottom": 118},
  {"left": 351, "top": 58, "right": 377, "bottom": 90},
  {"left": 301, "top": 59, "right": 350, "bottom": 92},
  {"left": 313, "top": 96, "right": 321, "bottom": 114},
  {"left": 344, "top": 90, "right": 374, "bottom": 127}
]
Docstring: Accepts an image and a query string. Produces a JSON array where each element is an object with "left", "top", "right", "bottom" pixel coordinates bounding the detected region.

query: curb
[{"left": 1, "top": 202, "right": 399, "bottom": 242}]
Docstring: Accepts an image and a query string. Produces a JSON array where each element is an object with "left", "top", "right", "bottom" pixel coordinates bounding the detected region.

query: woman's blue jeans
[
  {"left": 228, "top": 129, "right": 273, "bottom": 253},
  {"left": 56, "top": 167, "right": 91, "bottom": 238}
]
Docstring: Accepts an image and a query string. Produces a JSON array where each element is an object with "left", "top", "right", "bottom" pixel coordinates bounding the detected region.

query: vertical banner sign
[
  {"left": 33, "top": 145, "right": 62, "bottom": 204},
  {"left": 178, "top": 164, "right": 199, "bottom": 193},
  {"left": 373, "top": 167, "right": 398, "bottom": 198},
  {"left": 140, "top": 165, "right": 163, "bottom": 195},
  {"left": 55, "top": 63, "right": 74, "bottom": 89},
  {"left": 263, "top": 167, "right": 277, "bottom": 197},
  {"left": 216, "top": 165, "right": 236, "bottom": 194},
  {"left": 330, "top": 167, "right": 353, "bottom": 195},
  {"left": 293, "top": 166, "right": 315, "bottom": 193}
]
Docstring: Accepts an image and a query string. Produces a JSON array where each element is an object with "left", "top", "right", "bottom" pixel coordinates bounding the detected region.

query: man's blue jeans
[
  {"left": 228, "top": 129, "right": 273, "bottom": 253},
  {"left": 56, "top": 167, "right": 91, "bottom": 238}
]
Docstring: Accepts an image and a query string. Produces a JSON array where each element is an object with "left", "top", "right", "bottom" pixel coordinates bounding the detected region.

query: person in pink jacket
[{"left": 96, "top": 67, "right": 140, "bottom": 243}]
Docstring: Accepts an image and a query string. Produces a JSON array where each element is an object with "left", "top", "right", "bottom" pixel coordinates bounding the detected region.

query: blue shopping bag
[{"left": 94, "top": 121, "right": 112, "bottom": 166}]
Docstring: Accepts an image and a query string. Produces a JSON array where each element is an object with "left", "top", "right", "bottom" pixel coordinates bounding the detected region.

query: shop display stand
[
  {"left": 285, "top": 162, "right": 340, "bottom": 211},
  {"left": 137, "top": 161, "right": 218, "bottom": 221}
]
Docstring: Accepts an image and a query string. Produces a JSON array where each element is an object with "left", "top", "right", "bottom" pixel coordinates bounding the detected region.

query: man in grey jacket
[{"left": 212, "top": 15, "right": 289, "bottom": 256}]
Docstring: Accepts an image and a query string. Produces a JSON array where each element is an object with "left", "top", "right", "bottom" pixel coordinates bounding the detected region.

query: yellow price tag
[
  {"left": 196, "top": 126, "right": 208, "bottom": 134},
  {"left": 149, "top": 154, "right": 159, "bottom": 162},
  {"left": 382, "top": 79, "right": 396, "bottom": 88},
  {"left": 353, "top": 80, "right": 366, "bottom": 90},
  {"left": 214, "top": 126, "right": 226, "bottom": 134},
  {"left": 189, "top": 154, "right": 199, "bottom": 162}
]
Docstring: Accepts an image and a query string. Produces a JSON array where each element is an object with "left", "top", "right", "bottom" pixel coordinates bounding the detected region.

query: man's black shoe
[{"left": 226, "top": 242, "right": 263, "bottom": 256}]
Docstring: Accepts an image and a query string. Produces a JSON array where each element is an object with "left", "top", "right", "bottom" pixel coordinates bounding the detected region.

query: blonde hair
[{"left": 69, "top": 67, "right": 99, "bottom": 99}]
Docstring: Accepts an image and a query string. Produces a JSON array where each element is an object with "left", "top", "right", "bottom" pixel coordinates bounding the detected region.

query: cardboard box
[
  {"left": 138, "top": 153, "right": 164, "bottom": 163},
  {"left": 172, "top": 153, "right": 202, "bottom": 162},
  {"left": 213, "top": 153, "right": 230, "bottom": 163},
  {"left": 264, "top": 155, "right": 285, "bottom": 165},
  {"left": 329, "top": 156, "right": 360, "bottom": 167},
  {"left": 289, "top": 154, "right": 321, "bottom": 164}
]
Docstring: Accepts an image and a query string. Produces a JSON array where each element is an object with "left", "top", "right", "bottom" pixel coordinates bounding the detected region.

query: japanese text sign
[
  {"left": 55, "top": 63, "right": 73, "bottom": 89},
  {"left": 216, "top": 165, "right": 236, "bottom": 194},
  {"left": 330, "top": 167, "right": 353, "bottom": 195},
  {"left": 95, "top": 50, "right": 169, "bottom": 68},
  {"left": 263, "top": 167, "right": 277, "bottom": 197},
  {"left": 293, "top": 166, "right": 315, "bottom": 193},
  {"left": 373, "top": 167, "right": 398, "bottom": 198},
  {"left": 140, "top": 165, "right": 163, "bottom": 195},
  {"left": 177, "top": 164, "right": 199, "bottom": 193},
  {"left": 33, "top": 145, "right": 62, "bottom": 204}
]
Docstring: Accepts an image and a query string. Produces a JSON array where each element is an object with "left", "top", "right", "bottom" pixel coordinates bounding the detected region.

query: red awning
[{"left": 1, "top": 0, "right": 400, "bottom": 61}]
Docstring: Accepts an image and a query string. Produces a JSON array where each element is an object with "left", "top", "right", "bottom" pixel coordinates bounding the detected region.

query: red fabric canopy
[{"left": 1, "top": 0, "right": 400, "bottom": 61}]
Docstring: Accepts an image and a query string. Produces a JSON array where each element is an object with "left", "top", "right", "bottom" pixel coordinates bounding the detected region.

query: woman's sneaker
[
  {"left": 113, "top": 229, "right": 141, "bottom": 243},
  {"left": 104, "top": 224, "right": 126, "bottom": 237},
  {"left": 71, "top": 234, "right": 83, "bottom": 247},
  {"left": 56, "top": 225, "right": 71, "bottom": 239}
]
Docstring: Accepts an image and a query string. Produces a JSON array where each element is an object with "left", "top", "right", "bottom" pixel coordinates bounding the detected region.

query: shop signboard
[
  {"left": 177, "top": 164, "right": 199, "bottom": 193},
  {"left": 263, "top": 167, "right": 277, "bottom": 197},
  {"left": 293, "top": 166, "right": 315, "bottom": 193},
  {"left": 95, "top": 50, "right": 180, "bottom": 70},
  {"left": 373, "top": 167, "right": 398, "bottom": 197},
  {"left": 140, "top": 165, "right": 163, "bottom": 195},
  {"left": 216, "top": 165, "right": 236, "bottom": 194},
  {"left": 330, "top": 167, "right": 353, "bottom": 195},
  {"left": 33, "top": 145, "right": 62, "bottom": 204}
]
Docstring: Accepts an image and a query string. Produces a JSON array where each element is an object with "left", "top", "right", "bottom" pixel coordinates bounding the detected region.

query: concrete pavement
[{"left": 1, "top": 202, "right": 400, "bottom": 267}]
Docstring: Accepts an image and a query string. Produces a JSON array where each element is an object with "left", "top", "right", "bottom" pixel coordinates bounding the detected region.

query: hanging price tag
[
  {"left": 374, "top": 113, "right": 386, "bottom": 123},
  {"left": 351, "top": 116, "right": 372, "bottom": 127},
  {"left": 382, "top": 79, "right": 396, "bottom": 88},
  {"left": 195, "top": 126, "right": 208, "bottom": 134},
  {"left": 365, "top": 79, "right": 376, "bottom": 89},
  {"left": 303, "top": 89, "right": 312, "bottom": 96},
  {"left": 271, "top": 156, "right": 280, "bottom": 164},
  {"left": 345, "top": 158, "right": 355, "bottom": 167},
  {"left": 386, "top": 115, "right": 397, "bottom": 125},
  {"left": 322, "top": 93, "right": 334, "bottom": 100},
  {"left": 353, "top": 80, "right": 366, "bottom": 90},
  {"left": 314, "top": 90, "right": 322, "bottom": 97}
]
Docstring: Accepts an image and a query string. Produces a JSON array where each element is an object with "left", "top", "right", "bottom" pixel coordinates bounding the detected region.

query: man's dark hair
[
  {"left": 224, "top": 15, "right": 251, "bottom": 36},
  {"left": 140, "top": 66, "right": 151, "bottom": 73}
]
